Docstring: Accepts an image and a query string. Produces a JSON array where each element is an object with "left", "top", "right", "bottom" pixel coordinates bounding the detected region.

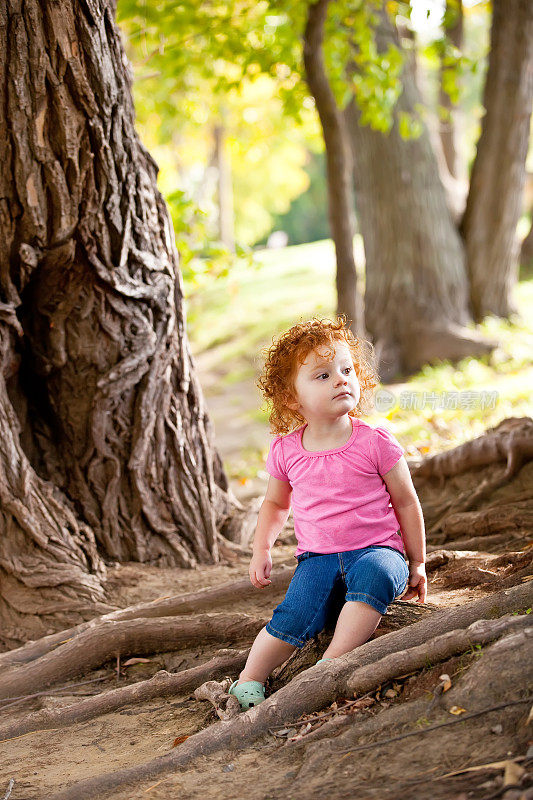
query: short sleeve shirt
[{"left": 265, "top": 417, "right": 404, "bottom": 557}]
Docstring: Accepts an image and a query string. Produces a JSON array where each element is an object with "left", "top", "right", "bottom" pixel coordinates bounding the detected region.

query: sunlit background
[{"left": 117, "top": 0, "right": 532, "bottom": 494}]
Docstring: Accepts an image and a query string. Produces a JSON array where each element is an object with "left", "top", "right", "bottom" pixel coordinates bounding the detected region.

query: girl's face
[{"left": 289, "top": 341, "right": 361, "bottom": 422}]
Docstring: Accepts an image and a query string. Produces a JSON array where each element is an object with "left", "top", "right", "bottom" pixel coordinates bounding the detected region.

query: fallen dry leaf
[
  {"left": 122, "top": 658, "right": 152, "bottom": 667},
  {"left": 172, "top": 735, "right": 189, "bottom": 747},
  {"left": 449, "top": 706, "right": 467, "bottom": 715},
  {"left": 436, "top": 757, "right": 525, "bottom": 780},
  {"left": 353, "top": 697, "right": 375, "bottom": 709}
]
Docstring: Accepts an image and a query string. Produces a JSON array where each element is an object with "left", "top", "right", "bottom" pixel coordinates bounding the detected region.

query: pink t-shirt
[{"left": 265, "top": 417, "right": 404, "bottom": 557}]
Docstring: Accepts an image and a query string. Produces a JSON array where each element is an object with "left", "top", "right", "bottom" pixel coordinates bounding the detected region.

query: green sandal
[
  {"left": 316, "top": 658, "right": 333, "bottom": 665},
  {"left": 228, "top": 680, "right": 265, "bottom": 710}
]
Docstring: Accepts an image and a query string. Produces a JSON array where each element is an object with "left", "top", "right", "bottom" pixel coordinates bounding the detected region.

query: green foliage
[
  {"left": 117, "top": 0, "right": 493, "bottom": 253},
  {"left": 165, "top": 189, "right": 236, "bottom": 288},
  {"left": 398, "top": 109, "right": 424, "bottom": 139},
  {"left": 118, "top": 0, "right": 320, "bottom": 248}
]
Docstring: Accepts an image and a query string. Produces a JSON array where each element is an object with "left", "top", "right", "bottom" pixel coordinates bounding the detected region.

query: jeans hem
[
  {"left": 265, "top": 622, "right": 304, "bottom": 648},
  {"left": 345, "top": 592, "right": 388, "bottom": 615}
]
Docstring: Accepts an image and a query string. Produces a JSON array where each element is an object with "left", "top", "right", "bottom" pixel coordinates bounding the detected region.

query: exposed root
[
  {"left": 194, "top": 678, "right": 241, "bottom": 721},
  {"left": 0, "top": 614, "right": 266, "bottom": 701},
  {"left": 0, "top": 649, "right": 247, "bottom": 741},
  {"left": 45, "top": 582, "right": 533, "bottom": 800},
  {"left": 0, "top": 567, "right": 294, "bottom": 670}
]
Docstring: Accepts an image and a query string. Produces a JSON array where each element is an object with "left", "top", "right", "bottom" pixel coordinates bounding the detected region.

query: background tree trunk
[
  {"left": 343, "top": 6, "right": 492, "bottom": 380},
  {"left": 439, "top": 0, "right": 463, "bottom": 181},
  {"left": 460, "top": 0, "right": 533, "bottom": 321},
  {"left": 213, "top": 122, "right": 235, "bottom": 252},
  {"left": 520, "top": 215, "right": 533, "bottom": 279},
  {"left": 0, "top": 0, "right": 238, "bottom": 641},
  {"left": 303, "top": 0, "right": 365, "bottom": 338}
]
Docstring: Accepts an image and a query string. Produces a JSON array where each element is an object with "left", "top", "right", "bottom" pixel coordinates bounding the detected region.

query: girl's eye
[
  {"left": 343, "top": 367, "right": 352, "bottom": 374},
  {"left": 318, "top": 373, "right": 328, "bottom": 380}
]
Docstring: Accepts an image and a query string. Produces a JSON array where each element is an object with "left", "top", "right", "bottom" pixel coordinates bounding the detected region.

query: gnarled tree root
[
  {"left": 412, "top": 417, "right": 533, "bottom": 484},
  {"left": 0, "top": 614, "right": 266, "bottom": 702},
  {"left": 0, "top": 567, "right": 294, "bottom": 670},
  {"left": 0, "top": 605, "right": 433, "bottom": 737},
  {"left": 0, "top": 649, "right": 248, "bottom": 742},
  {"left": 0, "top": 602, "right": 432, "bottom": 702},
  {"left": 194, "top": 678, "right": 241, "bottom": 721},
  {"left": 48, "top": 581, "right": 533, "bottom": 800},
  {"left": 345, "top": 614, "right": 531, "bottom": 695}
]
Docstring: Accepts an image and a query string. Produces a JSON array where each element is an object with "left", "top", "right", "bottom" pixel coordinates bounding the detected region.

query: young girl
[{"left": 229, "top": 317, "right": 427, "bottom": 709}]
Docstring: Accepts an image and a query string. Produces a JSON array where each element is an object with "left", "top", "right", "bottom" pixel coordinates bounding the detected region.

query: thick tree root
[
  {"left": 0, "top": 649, "right": 248, "bottom": 742},
  {"left": 413, "top": 417, "right": 533, "bottom": 484},
  {"left": 47, "top": 582, "right": 533, "bottom": 800},
  {"left": 441, "top": 501, "right": 533, "bottom": 540},
  {"left": 345, "top": 614, "right": 531, "bottom": 695},
  {"left": 0, "top": 604, "right": 434, "bottom": 738},
  {"left": 411, "top": 418, "right": 533, "bottom": 544},
  {"left": 0, "top": 614, "right": 266, "bottom": 701},
  {"left": 0, "top": 600, "right": 432, "bottom": 703},
  {"left": 0, "top": 567, "right": 294, "bottom": 670}
]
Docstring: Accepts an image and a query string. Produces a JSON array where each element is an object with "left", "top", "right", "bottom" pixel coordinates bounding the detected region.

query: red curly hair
[{"left": 257, "top": 316, "right": 379, "bottom": 436}]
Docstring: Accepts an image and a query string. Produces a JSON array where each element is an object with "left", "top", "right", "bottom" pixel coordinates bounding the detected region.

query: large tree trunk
[
  {"left": 460, "top": 0, "right": 533, "bottom": 321},
  {"left": 0, "top": 0, "right": 237, "bottom": 642},
  {"left": 303, "top": 0, "right": 365, "bottom": 338},
  {"left": 0, "top": 306, "right": 110, "bottom": 648},
  {"left": 343, "top": 6, "right": 492, "bottom": 380}
]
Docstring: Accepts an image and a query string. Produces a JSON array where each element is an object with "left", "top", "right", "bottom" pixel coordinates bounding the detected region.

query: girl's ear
[{"left": 286, "top": 394, "right": 299, "bottom": 412}]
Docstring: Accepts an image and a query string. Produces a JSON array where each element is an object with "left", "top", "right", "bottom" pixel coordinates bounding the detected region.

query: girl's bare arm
[
  {"left": 383, "top": 457, "right": 427, "bottom": 602},
  {"left": 249, "top": 477, "right": 292, "bottom": 588}
]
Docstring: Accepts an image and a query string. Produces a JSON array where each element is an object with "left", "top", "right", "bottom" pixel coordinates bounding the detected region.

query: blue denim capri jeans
[{"left": 265, "top": 545, "right": 409, "bottom": 648}]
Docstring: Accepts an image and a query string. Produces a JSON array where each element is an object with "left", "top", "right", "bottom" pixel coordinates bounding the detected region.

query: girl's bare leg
[
  {"left": 321, "top": 601, "right": 381, "bottom": 659},
  {"left": 237, "top": 626, "right": 296, "bottom": 684}
]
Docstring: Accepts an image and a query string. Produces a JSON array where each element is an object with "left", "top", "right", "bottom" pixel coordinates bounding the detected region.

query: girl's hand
[
  {"left": 402, "top": 561, "right": 427, "bottom": 603},
  {"left": 249, "top": 549, "right": 272, "bottom": 589}
]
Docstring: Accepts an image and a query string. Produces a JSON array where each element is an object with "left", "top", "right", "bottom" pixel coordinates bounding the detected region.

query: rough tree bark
[
  {"left": 460, "top": 0, "right": 533, "bottom": 321},
  {"left": 0, "top": 306, "right": 110, "bottom": 646},
  {"left": 303, "top": 0, "right": 365, "bottom": 338},
  {"left": 0, "top": 0, "right": 240, "bottom": 642},
  {"left": 343, "top": 6, "right": 492, "bottom": 380}
]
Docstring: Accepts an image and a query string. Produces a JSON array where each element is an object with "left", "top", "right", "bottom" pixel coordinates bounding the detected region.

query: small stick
[
  {"left": 1, "top": 779, "right": 14, "bottom": 800},
  {"left": 269, "top": 690, "right": 376, "bottom": 733},
  {"left": 144, "top": 780, "right": 164, "bottom": 792},
  {"left": 116, "top": 653, "right": 120, "bottom": 682}
]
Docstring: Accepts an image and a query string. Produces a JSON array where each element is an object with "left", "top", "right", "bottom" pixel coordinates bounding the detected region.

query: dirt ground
[
  {"left": 1, "top": 537, "right": 532, "bottom": 800},
  {"left": 1, "top": 369, "right": 532, "bottom": 800}
]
